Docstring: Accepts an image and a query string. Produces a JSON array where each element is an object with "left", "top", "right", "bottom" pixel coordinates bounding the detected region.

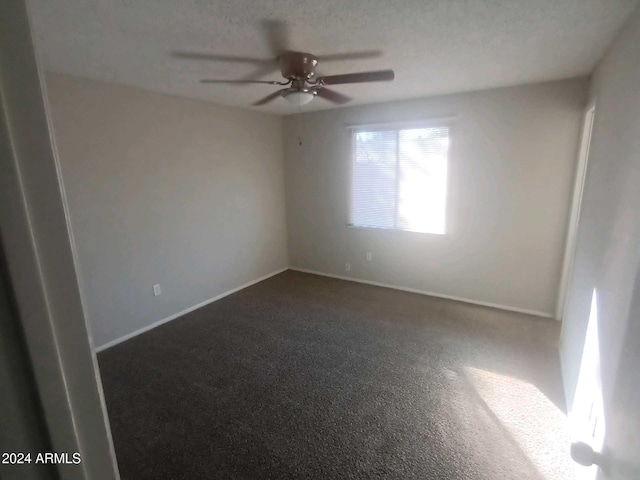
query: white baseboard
[
  {"left": 97, "top": 265, "right": 552, "bottom": 352},
  {"left": 289, "top": 267, "right": 554, "bottom": 319},
  {"left": 95, "top": 267, "right": 289, "bottom": 352}
]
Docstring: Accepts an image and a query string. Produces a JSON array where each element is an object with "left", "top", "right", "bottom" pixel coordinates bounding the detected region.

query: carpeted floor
[{"left": 98, "top": 270, "right": 576, "bottom": 479}]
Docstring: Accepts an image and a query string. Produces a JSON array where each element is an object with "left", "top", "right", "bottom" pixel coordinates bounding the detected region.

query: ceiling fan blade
[
  {"left": 318, "top": 50, "right": 382, "bottom": 62},
  {"left": 318, "top": 69, "right": 395, "bottom": 85},
  {"left": 172, "top": 51, "right": 271, "bottom": 65},
  {"left": 316, "top": 88, "right": 352, "bottom": 105},
  {"left": 173, "top": 51, "right": 279, "bottom": 82},
  {"left": 200, "top": 79, "right": 289, "bottom": 85},
  {"left": 252, "top": 90, "right": 286, "bottom": 106},
  {"left": 242, "top": 63, "right": 280, "bottom": 81},
  {"left": 261, "top": 19, "right": 290, "bottom": 56}
]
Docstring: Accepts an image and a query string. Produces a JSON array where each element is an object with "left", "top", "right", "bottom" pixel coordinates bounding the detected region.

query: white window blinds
[{"left": 350, "top": 126, "right": 449, "bottom": 234}]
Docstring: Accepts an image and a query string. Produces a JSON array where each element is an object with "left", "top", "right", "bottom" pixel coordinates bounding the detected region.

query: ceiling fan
[{"left": 173, "top": 20, "right": 394, "bottom": 107}]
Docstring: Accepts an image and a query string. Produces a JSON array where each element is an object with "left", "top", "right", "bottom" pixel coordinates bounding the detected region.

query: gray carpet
[{"left": 98, "top": 270, "right": 574, "bottom": 479}]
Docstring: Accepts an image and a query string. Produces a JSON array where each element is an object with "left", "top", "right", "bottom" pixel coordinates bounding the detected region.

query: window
[{"left": 350, "top": 124, "right": 450, "bottom": 234}]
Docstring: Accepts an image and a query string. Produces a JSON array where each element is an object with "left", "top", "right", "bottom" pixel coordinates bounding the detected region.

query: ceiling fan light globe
[{"left": 284, "top": 91, "right": 315, "bottom": 106}]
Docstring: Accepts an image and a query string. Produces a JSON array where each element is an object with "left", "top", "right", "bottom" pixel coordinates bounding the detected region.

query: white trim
[
  {"left": 346, "top": 116, "right": 458, "bottom": 131},
  {"left": 95, "top": 267, "right": 288, "bottom": 352},
  {"left": 290, "top": 267, "right": 554, "bottom": 319},
  {"left": 346, "top": 223, "right": 447, "bottom": 236},
  {"left": 556, "top": 102, "right": 596, "bottom": 321}
]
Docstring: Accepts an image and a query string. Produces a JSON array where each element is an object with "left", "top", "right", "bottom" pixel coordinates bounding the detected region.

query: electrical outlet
[
  {"left": 345, "top": 263, "right": 351, "bottom": 272},
  {"left": 366, "top": 252, "right": 373, "bottom": 262},
  {"left": 153, "top": 284, "right": 162, "bottom": 297}
]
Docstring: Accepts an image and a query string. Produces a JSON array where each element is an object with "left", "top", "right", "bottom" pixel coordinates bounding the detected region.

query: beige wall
[
  {"left": 560, "top": 5, "right": 640, "bottom": 478},
  {"left": 46, "top": 73, "right": 288, "bottom": 349},
  {"left": 284, "top": 79, "right": 588, "bottom": 316}
]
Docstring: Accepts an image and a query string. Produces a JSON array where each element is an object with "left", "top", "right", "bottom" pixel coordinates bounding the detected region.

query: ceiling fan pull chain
[{"left": 297, "top": 102, "right": 303, "bottom": 146}]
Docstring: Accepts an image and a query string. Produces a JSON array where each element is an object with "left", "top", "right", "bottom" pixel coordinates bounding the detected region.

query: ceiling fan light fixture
[{"left": 284, "top": 90, "right": 315, "bottom": 106}]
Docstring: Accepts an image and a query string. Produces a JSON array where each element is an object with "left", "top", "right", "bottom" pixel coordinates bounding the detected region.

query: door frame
[
  {"left": 0, "top": 0, "right": 119, "bottom": 478},
  {"left": 556, "top": 102, "right": 597, "bottom": 321}
]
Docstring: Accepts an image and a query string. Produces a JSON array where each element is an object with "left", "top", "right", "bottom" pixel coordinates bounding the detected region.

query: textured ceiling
[{"left": 30, "top": 0, "right": 638, "bottom": 115}]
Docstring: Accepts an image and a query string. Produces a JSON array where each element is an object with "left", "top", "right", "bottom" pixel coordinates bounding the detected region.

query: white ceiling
[{"left": 30, "top": 0, "right": 638, "bottom": 115}]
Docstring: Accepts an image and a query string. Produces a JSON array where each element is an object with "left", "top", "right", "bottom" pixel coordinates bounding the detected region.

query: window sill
[{"left": 347, "top": 224, "right": 447, "bottom": 236}]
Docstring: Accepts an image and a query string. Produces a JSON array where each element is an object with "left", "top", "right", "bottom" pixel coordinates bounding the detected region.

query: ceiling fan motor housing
[{"left": 278, "top": 51, "right": 319, "bottom": 80}]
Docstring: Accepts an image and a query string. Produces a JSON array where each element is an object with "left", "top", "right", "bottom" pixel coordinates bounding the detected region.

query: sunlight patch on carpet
[{"left": 465, "top": 366, "right": 576, "bottom": 480}]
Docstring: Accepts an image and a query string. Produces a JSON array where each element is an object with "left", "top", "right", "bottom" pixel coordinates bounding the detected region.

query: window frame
[{"left": 347, "top": 118, "right": 455, "bottom": 235}]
